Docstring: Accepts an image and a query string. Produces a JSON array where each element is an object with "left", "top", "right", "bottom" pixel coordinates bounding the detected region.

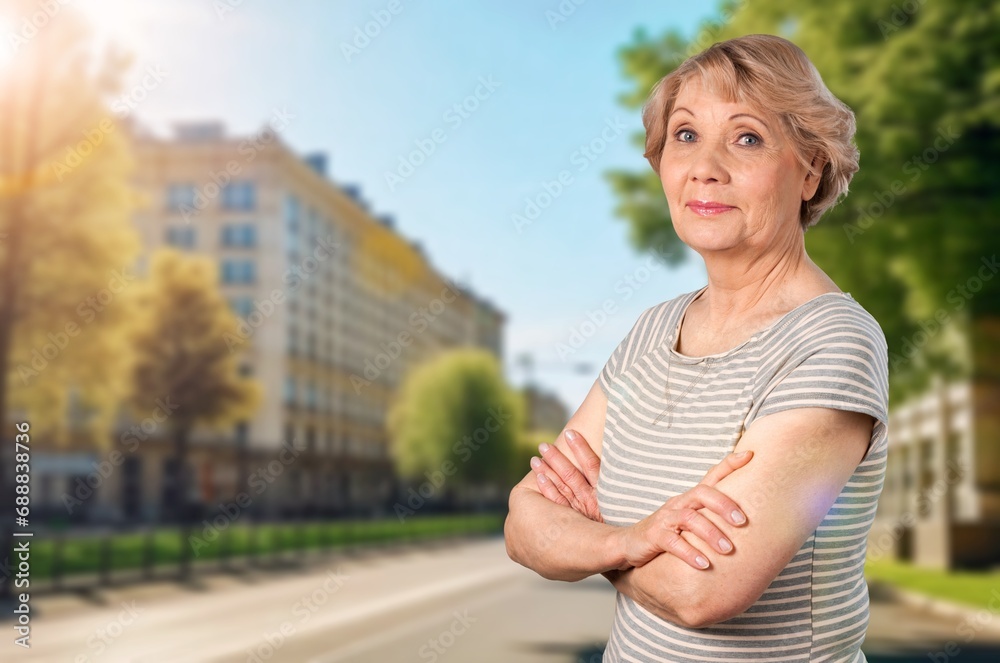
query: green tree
[
  {"left": 606, "top": 0, "right": 999, "bottom": 404},
  {"left": 129, "top": 248, "right": 262, "bottom": 578},
  {"left": 387, "top": 349, "right": 523, "bottom": 511},
  {"left": 0, "top": 2, "right": 141, "bottom": 602}
]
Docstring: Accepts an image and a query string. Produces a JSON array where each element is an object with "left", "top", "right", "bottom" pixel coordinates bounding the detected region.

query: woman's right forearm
[{"left": 504, "top": 484, "right": 624, "bottom": 581}]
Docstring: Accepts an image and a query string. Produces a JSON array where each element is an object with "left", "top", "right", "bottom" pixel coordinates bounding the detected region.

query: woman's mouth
[{"left": 686, "top": 201, "right": 736, "bottom": 216}]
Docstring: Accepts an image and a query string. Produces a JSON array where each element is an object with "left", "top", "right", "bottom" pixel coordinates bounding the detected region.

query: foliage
[
  {"left": 129, "top": 248, "right": 262, "bottom": 435},
  {"left": 0, "top": 0, "right": 143, "bottom": 445},
  {"left": 387, "top": 348, "right": 524, "bottom": 491},
  {"left": 606, "top": 0, "right": 1000, "bottom": 404}
]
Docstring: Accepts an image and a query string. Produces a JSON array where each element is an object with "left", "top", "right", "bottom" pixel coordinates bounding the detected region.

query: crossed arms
[{"left": 503, "top": 379, "right": 874, "bottom": 629}]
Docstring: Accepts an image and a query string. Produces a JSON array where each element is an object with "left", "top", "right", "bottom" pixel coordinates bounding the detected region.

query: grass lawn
[
  {"left": 24, "top": 513, "right": 504, "bottom": 581},
  {"left": 864, "top": 557, "right": 1000, "bottom": 611}
]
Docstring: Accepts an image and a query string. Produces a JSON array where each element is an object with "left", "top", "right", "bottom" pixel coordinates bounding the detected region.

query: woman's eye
[
  {"left": 676, "top": 130, "right": 695, "bottom": 142},
  {"left": 739, "top": 133, "right": 761, "bottom": 146}
]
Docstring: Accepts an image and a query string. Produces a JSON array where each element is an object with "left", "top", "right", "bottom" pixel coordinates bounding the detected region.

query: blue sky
[{"left": 94, "top": 0, "right": 720, "bottom": 414}]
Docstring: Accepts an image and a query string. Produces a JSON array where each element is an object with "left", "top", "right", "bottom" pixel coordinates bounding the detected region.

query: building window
[
  {"left": 306, "top": 381, "right": 317, "bottom": 410},
  {"left": 229, "top": 296, "right": 254, "bottom": 319},
  {"left": 221, "top": 223, "right": 257, "bottom": 248},
  {"left": 221, "top": 259, "right": 256, "bottom": 284},
  {"left": 221, "top": 181, "right": 256, "bottom": 211},
  {"left": 284, "top": 194, "right": 300, "bottom": 226},
  {"left": 284, "top": 377, "right": 297, "bottom": 407},
  {"left": 166, "top": 184, "right": 196, "bottom": 212},
  {"left": 165, "top": 226, "right": 196, "bottom": 249}
]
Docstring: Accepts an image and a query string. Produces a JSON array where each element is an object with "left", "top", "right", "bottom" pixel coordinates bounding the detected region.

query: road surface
[{"left": 7, "top": 536, "right": 1000, "bottom": 662}]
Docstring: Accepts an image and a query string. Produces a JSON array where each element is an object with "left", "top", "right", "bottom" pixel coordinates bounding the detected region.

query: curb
[{"left": 871, "top": 580, "right": 1000, "bottom": 637}]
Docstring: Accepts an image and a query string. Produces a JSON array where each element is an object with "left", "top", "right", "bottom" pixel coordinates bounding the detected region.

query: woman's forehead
[{"left": 672, "top": 78, "right": 778, "bottom": 127}]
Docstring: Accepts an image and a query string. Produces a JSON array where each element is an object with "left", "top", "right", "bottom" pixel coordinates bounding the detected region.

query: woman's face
[{"left": 658, "top": 77, "right": 820, "bottom": 257}]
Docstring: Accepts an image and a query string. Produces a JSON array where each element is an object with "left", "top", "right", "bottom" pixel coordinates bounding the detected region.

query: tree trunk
[{"left": 176, "top": 426, "right": 193, "bottom": 581}]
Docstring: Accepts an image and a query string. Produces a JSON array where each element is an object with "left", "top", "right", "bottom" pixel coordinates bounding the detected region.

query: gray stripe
[{"left": 598, "top": 287, "right": 888, "bottom": 662}]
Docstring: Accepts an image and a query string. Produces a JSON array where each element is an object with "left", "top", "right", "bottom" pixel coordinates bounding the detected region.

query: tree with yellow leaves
[
  {"left": 129, "top": 248, "right": 262, "bottom": 579},
  {"left": 0, "top": 2, "right": 143, "bottom": 602}
]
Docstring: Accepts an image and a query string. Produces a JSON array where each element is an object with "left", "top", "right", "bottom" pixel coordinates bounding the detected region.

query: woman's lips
[{"left": 686, "top": 201, "right": 736, "bottom": 216}]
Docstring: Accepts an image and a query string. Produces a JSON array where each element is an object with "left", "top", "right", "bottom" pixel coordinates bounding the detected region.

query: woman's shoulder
[{"left": 766, "top": 293, "right": 888, "bottom": 372}]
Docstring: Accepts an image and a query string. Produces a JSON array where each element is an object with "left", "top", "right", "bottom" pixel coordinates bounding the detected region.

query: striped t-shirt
[{"left": 597, "top": 285, "right": 889, "bottom": 663}]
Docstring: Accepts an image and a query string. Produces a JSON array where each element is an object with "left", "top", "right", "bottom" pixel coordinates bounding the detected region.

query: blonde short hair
[{"left": 642, "top": 34, "right": 859, "bottom": 228}]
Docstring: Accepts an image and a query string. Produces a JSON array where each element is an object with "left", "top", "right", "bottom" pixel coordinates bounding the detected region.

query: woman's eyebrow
[
  {"left": 729, "top": 112, "right": 769, "bottom": 128},
  {"left": 668, "top": 108, "right": 770, "bottom": 130}
]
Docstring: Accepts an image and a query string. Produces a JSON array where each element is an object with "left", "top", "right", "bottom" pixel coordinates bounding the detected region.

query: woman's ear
[{"left": 802, "top": 153, "right": 824, "bottom": 202}]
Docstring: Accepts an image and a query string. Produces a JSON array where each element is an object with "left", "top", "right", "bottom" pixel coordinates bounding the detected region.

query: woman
[{"left": 504, "top": 34, "right": 889, "bottom": 663}]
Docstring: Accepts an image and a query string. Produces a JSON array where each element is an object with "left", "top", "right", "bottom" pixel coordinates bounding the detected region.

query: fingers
[
  {"left": 674, "top": 506, "right": 734, "bottom": 556},
  {"left": 699, "top": 449, "right": 754, "bottom": 488},
  {"left": 530, "top": 451, "right": 602, "bottom": 521},
  {"left": 530, "top": 457, "right": 570, "bottom": 507},
  {"left": 539, "top": 440, "right": 595, "bottom": 503},
  {"left": 686, "top": 484, "right": 748, "bottom": 527},
  {"left": 565, "top": 429, "right": 601, "bottom": 486},
  {"left": 654, "top": 521, "right": 713, "bottom": 570},
  {"left": 531, "top": 454, "right": 584, "bottom": 512}
]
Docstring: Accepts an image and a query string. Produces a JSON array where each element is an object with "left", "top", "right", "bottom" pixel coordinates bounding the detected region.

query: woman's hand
[
  {"left": 529, "top": 429, "right": 603, "bottom": 522},
  {"left": 530, "top": 429, "right": 754, "bottom": 571},
  {"left": 613, "top": 451, "right": 753, "bottom": 570}
]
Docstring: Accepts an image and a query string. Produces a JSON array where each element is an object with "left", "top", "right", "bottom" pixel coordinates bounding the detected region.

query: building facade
[
  {"left": 38, "top": 120, "right": 505, "bottom": 524},
  {"left": 867, "top": 378, "right": 1000, "bottom": 569}
]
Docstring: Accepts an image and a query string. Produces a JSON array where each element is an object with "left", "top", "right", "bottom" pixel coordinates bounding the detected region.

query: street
[{"left": 7, "top": 536, "right": 1000, "bottom": 662}]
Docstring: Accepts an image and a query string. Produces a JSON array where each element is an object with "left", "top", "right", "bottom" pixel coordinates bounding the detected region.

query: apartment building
[{"left": 46, "top": 119, "right": 505, "bottom": 523}]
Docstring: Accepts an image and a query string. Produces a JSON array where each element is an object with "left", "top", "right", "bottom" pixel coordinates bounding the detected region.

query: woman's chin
[{"left": 678, "top": 227, "right": 745, "bottom": 254}]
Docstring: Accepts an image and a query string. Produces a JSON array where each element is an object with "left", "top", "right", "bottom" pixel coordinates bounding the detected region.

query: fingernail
[
  {"left": 733, "top": 450, "right": 748, "bottom": 458},
  {"left": 530, "top": 457, "right": 541, "bottom": 470},
  {"left": 537, "top": 473, "right": 549, "bottom": 484},
  {"left": 731, "top": 510, "right": 746, "bottom": 525},
  {"left": 719, "top": 538, "right": 732, "bottom": 553},
  {"left": 695, "top": 555, "right": 709, "bottom": 569},
  {"left": 565, "top": 430, "right": 578, "bottom": 442},
  {"left": 539, "top": 442, "right": 551, "bottom": 454}
]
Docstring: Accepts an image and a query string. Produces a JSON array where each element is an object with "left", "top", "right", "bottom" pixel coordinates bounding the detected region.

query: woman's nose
[{"left": 689, "top": 142, "right": 729, "bottom": 184}]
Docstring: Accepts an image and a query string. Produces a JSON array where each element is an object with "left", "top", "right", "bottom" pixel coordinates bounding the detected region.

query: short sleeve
[
  {"left": 598, "top": 306, "right": 655, "bottom": 397},
  {"left": 748, "top": 310, "right": 889, "bottom": 431}
]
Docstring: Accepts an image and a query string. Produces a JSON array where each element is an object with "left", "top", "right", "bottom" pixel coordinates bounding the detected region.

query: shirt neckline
[{"left": 667, "top": 285, "right": 854, "bottom": 363}]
